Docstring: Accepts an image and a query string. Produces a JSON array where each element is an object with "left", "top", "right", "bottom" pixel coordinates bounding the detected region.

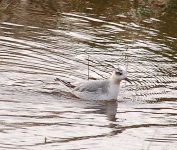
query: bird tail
[{"left": 55, "top": 78, "right": 75, "bottom": 92}]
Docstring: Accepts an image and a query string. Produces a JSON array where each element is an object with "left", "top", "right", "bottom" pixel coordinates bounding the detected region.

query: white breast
[{"left": 107, "top": 83, "right": 120, "bottom": 100}]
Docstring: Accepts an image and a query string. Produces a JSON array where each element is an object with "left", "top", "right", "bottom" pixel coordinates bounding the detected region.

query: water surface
[{"left": 0, "top": 0, "right": 177, "bottom": 150}]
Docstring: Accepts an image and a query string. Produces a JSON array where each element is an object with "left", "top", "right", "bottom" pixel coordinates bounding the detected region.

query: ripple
[{"left": 0, "top": 1, "right": 177, "bottom": 150}]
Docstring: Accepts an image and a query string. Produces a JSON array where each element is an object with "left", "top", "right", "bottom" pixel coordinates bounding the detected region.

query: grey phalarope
[{"left": 56, "top": 66, "right": 130, "bottom": 100}]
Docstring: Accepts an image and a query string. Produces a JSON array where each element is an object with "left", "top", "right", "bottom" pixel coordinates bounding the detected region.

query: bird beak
[{"left": 124, "top": 77, "right": 131, "bottom": 83}]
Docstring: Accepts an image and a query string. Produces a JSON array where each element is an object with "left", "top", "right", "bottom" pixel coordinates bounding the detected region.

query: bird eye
[{"left": 115, "top": 72, "right": 122, "bottom": 75}]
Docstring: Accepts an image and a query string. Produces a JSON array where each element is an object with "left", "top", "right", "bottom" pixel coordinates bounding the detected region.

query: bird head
[{"left": 110, "top": 66, "right": 131, "bottom": 84}]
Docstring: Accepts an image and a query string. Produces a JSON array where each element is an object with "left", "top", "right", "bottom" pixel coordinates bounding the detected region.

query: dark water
[{"left": 0, "top": 0, "right": 177, "bottom": 150}]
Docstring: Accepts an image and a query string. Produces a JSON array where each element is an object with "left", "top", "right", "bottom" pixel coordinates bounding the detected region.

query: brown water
[{"left": 0, "top": 0, "right": 177, "bottom": 150}]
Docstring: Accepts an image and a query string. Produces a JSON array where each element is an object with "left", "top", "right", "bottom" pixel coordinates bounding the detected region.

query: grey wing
[{"left": 74, "top": 80, "right": 109, "bottom": 93}]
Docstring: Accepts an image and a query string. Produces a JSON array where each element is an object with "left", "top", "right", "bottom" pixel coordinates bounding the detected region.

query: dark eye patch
[{"left": 115, "top": 71, "right": 122, "bottom": 75}]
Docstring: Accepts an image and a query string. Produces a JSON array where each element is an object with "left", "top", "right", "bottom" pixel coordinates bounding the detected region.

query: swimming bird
[{"left": 56, "top": 66, "right": 130, "bottom": 100}]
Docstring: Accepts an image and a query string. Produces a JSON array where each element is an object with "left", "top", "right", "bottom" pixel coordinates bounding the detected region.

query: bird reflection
[
  {"left": 83, "top": 100, "right": 124, "bottom": 136},
  {"left": 104, "top": 101, "right": 124, "bottom": 135},
  {"left": 105, "top": 101, "right": 117, "bottom": 122},
  {"left": 82, "top": 100, "right": 117, "bottom": 121}
]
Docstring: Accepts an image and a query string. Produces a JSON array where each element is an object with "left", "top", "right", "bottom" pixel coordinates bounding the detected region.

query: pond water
[{"left": 0, "top": 0, "right": 177, "bottom": 150}]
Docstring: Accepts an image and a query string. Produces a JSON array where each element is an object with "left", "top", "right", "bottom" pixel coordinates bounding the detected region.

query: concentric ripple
[{"left": 0, "top": 1, "right": 177, "bottom": 150}]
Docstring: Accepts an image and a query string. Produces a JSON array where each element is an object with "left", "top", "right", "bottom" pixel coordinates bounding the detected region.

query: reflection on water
[{"left": 0, "top": 0, "right": 177, "bottom": 150}]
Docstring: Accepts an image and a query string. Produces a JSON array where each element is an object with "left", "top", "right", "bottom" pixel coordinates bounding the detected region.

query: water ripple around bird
[{"left": 0, "top": 0, "right": 177, "bottom": 150}]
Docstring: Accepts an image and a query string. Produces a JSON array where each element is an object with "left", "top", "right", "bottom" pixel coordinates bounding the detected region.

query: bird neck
[{"left": 109, "top": 75, "right": 121, "bottom": 85}]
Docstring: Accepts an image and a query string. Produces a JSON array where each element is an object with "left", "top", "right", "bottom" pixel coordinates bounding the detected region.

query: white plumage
[
  {"left": 56, "top": 66, "right": 130, "bottom": 100},
  {"left": 73, "top": 80, "right": 119, "bottom": 100}
]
